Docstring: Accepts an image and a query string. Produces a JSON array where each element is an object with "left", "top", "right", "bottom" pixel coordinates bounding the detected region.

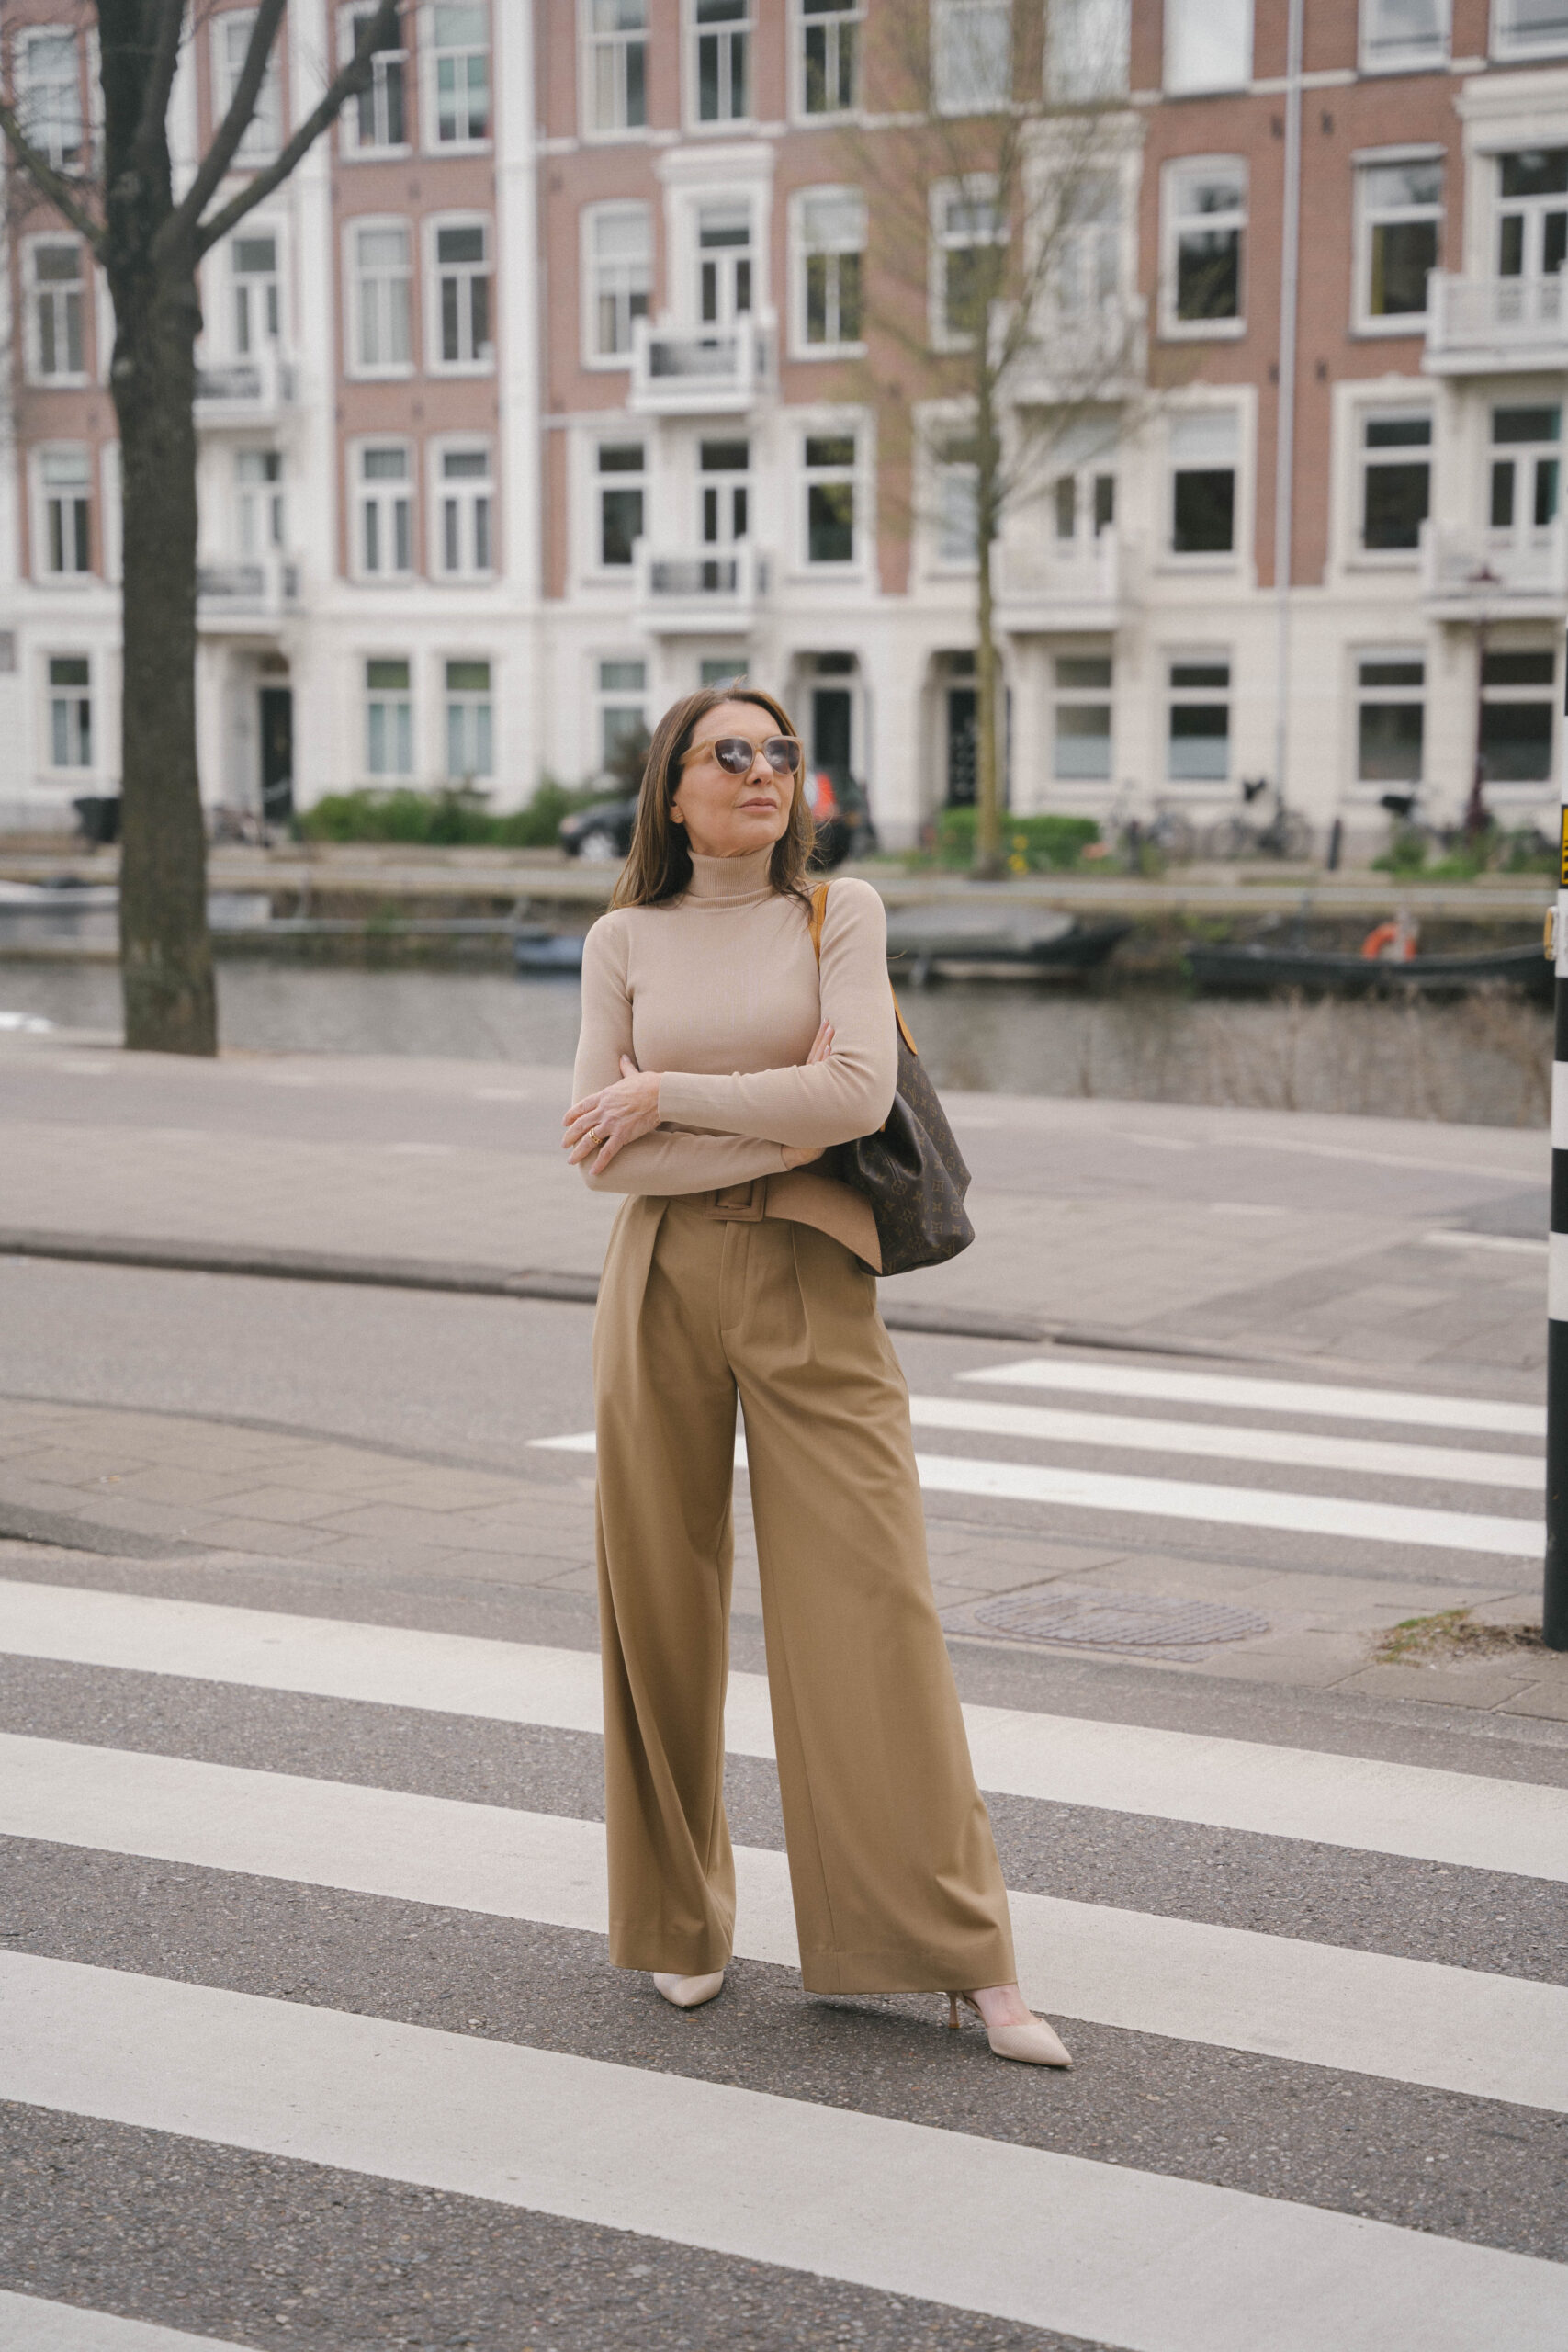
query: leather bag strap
[{"left": 807, "top": 880, "right": 918, "bottom": 1057}]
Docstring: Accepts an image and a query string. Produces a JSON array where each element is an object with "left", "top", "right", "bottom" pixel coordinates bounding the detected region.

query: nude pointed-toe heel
[
  {"left": 947, "top": 1991, "right": 1073, "bottom": 2068},
  {"left": 652, "top": 1970, "right": 727, "bottom": 2011}
]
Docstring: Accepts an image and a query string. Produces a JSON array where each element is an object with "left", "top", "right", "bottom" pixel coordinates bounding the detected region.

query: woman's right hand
[{"left": 779, "top": 1022, "right": 833, "bottom": 1168}]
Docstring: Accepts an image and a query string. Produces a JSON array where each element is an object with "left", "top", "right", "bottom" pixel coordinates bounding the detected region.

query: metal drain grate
[{"left": 968, "top": 1586, "right": 1270, "bottom": 1662}]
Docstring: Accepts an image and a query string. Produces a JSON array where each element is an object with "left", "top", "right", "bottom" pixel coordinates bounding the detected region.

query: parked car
[
  {"left": 558, "top": 797, "right": 638, "bottom": 862},
  {"left": 558, "top": 770, "right": 878, "bottom": 868}
]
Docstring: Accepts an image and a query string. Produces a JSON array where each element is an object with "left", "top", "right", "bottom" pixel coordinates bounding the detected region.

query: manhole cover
[{"left": 969, "top": 1586, "right": 1270, "bottom": 1661}]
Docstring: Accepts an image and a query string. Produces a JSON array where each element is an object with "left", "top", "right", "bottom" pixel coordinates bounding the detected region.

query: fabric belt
[{"left": 699, "top": 1177, "right": 769, "bottom": 1222}]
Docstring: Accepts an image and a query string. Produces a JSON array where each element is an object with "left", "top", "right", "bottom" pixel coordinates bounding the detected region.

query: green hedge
[
  {"left": 299, "top": 779, "right": 613, "bottom": 849},
  {"left": 936, "top": 808, "right": 1100, "bottom": 872}
]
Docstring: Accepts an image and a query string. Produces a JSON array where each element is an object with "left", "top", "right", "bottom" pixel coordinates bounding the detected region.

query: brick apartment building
[{"left": 3, "top": 0, "right": 1567, "bottom": 853}]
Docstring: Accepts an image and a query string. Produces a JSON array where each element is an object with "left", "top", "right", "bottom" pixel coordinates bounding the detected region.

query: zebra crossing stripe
[
  {"left": 3, "top": 1580, "right": 1565, "bottom": 1880},
  {"left": 906, "top": 1396, "right": 1543, "bottom": 1489},
  {"left": 531, "top": 1430, "right": 1545, "bottom": 1555},
  {"left": 0, "top": 2292, "right": 250, "bottom": 2352},
  {"left": 4, "top": 1952, "right": 1562, "bottom": 2352},
  {"left": 2, "top": 1731, "right": 1563, "bottom": 2111},
  {"left": 961, "top": 1360, "right": 1547, "bottom": 1438}
]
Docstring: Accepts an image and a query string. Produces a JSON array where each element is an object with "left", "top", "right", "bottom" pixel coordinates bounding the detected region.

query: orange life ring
[{"left": 1360, "top": 921, "right": 1414, "bottom": 961}]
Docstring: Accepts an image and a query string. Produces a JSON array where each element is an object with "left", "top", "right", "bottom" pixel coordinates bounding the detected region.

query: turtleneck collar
[{"left": 682, "top": 844, "right": 779, "bottom": 905}]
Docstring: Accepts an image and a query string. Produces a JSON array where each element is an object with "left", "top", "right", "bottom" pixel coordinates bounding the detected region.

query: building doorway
[
  {"left": 259, "top": 685, "right": 294, "bottom": 826},
  {"left": 812, "top": 686, "right": 852, "bottom": 782},
  {"left": 946, "top": 686, "right": 977, "bottom": 805}
]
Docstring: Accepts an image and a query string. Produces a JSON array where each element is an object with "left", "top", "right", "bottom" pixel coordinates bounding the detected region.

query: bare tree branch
[
  {"left": 163, "top": 0, "right": 288, "bottom": 244},
  {"left": 189, "top": 0, "right": 400, "bottom": 257},
  {"left": 0, "top": 101, "right": 105, "bottom": 248}
]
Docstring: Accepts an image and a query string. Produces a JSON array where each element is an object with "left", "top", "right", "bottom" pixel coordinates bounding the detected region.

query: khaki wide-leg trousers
[{"left": 592, "top": 1192, "right": 1017, "bottom": 1996}]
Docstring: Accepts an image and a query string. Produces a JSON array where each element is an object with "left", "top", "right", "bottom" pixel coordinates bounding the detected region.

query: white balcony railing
[
  {"left": 194, "top": 346, "right": 299, "bottom": 425},
  {"left": 1425, "top": 273, "right": 1568, "bottom": 372},
  {"left": 629, "top": 314, "right": 773, "bottom": 415},
  {"left": 993, "top": 527, "right": 1122, "bottom": 623},
  {"left": 993, "top": 296, "right": 1146, "bottom": 403},
  {"left": 197, "top": 554, "right": 302, "bottom": 627},
  {"left": 633, "top": 541, "right": 770, "bottom": 631},
  {"left": 1419, "top": 521, "right": 1568, "bottom": 609}
]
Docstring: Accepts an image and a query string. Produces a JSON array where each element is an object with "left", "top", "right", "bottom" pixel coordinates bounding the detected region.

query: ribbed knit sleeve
[
  {"left": 656, "top": 880, "right": 897, "bottom": 1148},
  {"left": 571, "top": 914, "right": 789, "bottom": 1196}
]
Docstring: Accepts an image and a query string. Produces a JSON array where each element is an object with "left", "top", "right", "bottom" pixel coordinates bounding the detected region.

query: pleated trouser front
[{"left": 592, "top": 1192, "right": 1017, "bottom": 1996}]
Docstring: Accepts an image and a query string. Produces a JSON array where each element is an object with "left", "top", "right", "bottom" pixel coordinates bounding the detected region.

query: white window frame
[
  {"left": 1161, "top": 156, "right": 1247, "bottom": 341},
  {"left": 211, "top": 9, "right": 284, "bottom": 163},
  {"left": 426, "top": 214, "right": 494, "bottom": 375},
  {"left": 1356, "top": 401, "right": 1433, "bottom": 564},
  {"left": 1478, "top": 640, "right": 1557, "bottom": 789},
  {"left": 1493, "top": 0, "right": 1568, "bottom": 62},
  {"left": 582, "top": 201, "right": 653, "bottom": 367},
  {"left": 1046, "top": 0, "right": 1130, "bottom": 101},
  {"left": 101, "top": 443, "right": 122, "bottom": 585},
  {"left": 595, "top": 657, "right": 649, "bottom": 765},
  {"left": 801, "top": 425, "right": 861, "bottom": 569},
  {"left": 353, "top": 439, "right": 417, "bottom": 582},
  {"left": 793, "top": 0, "right": 863, "bottom": 120},
  {"left": 687, "top": 0, "right": 752, "bottom": 130},
  {"left": 793, "top": 187, "right": 867, "bottom": 358},
  {"left": 230, "top": 225, "right": 283, "bottom": 357},
  {"left": 364, "top": 657, "right": 415, "bottom": 779},
  {"left": 34, "top": 445, "right": 94, "bottom": 582},
  {"left": 1353, "top": 648, "right": 1427, "bottom": 790},
  {"left": 930, "top": 176, "right": 1005, "bottom": 354},
  {"left": 1164, "top": 0, "right": 1253, "bottom": 92},
  {"left": 24, "top": 236, "right": 88, "bottom": 385},
  {"left": 424, "top": 0, "right": 492, "bottom": 150},
  {"left": 1052, "top": 651, "right": 1115, "bottom": 785},
  {"left": 17, "top": 26, "right": 84, "bottom": 172},
  {"left": 1353, "top": 150, "right": 1444, "bottom": 334},
  {"left": 346, "top": 215, "right": 414, "bottom": 379},
  {"left": 444, "top": 658, "right": 495, "bottom": 781},
  {"left": 432, "top": 439, "right": 496, "bottom": 580},
  {"left": 928, "top": 422, "right": 981, "bottom": 570},
  {"left": 340, "top": 3, "right": 411, "bottom": 154},
  {"left": 233, "top": 448, "right": 285, "bottom": 560},
  {"left": 1166, "top": 653, "right": 1233, "bottom": 786},
  {"left": 581, "top": 0, "right": 650, "bottom": 137},
  {"left": 45, "top": 652, "right": 94, "bottom": 771},
  {"left": 932, "top": 0, "right": 1011, "bottom": 115},
  {"left": 1360, "top": 0, "right": 1450, "bottom": 72},
  {"left": 592, "top": 439, "right": 648, "bottom": 575},
  {"left": 1166, "top": 406, "right": 1242, "bottom": 566}
]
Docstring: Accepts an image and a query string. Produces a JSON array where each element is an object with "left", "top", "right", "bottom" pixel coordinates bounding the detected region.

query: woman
[{"left": 562, "top": 684, "right": 1070, "bottom": 2068}]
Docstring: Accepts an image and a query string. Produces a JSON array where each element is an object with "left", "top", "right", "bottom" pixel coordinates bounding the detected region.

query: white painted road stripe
[
  {"left": 904, "top": 1394, "right": 1543, "bottom": 1490},
  {"left": 4, "top": 1732, "right": 1562, "bottom": 2112},
  {"left": 3, "top": 1580, "right": 1564, "bottom": 1881},
  {"left": 961, "top": 1359, "right": 1547, "bottom": 1438},
  {"left": 533, "top": 1429, "right": 1542, "bottom": 1556},
  {"left": 5, "top": 1955, "right": 1562, "bottom": 2352},
  {"left": 0, "top": 2293, "right": 250, "bottom": 2352}
]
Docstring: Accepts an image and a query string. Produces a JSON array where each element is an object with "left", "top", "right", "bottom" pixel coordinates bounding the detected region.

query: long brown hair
[{"left": 611, "top": 685, "right": 817, "bottom": 910}]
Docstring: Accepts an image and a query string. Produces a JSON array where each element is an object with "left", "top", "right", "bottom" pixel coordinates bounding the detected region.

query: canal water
[{"left": 1, "top": 959, "right": 1551, "bottom": 1127}]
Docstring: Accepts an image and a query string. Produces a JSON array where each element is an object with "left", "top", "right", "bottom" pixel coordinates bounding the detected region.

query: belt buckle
[{"left": 710, "top": 1178, "right": 767, "bottom": 1221}]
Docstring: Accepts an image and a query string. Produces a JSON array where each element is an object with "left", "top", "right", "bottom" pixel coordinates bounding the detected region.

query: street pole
[{"left": 1548, "top": 616, "right": 1568, "bottom": 1648}]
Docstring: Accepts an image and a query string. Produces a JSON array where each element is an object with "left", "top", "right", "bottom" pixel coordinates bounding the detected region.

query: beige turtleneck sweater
[{"left": 570, "top": 846, "right": 897, "bottom": 1270}]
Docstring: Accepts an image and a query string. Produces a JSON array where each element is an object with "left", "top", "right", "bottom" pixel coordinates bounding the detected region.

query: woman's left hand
[{"left": 563, "top": 1056, "right": 663, "bottom": 1173}]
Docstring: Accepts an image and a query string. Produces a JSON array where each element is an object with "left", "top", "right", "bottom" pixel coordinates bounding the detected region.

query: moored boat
[
  {"left": 882, "top": 902, "right": 1131, "bottom": 983},
  {"left": 1186, "top": 939, "right": 1552, "bottom": 998}
]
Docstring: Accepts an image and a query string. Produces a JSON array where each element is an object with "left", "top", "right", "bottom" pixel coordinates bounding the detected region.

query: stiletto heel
[{"left": 945, "top": 1990, "right": 1073, "bottom": 2068}]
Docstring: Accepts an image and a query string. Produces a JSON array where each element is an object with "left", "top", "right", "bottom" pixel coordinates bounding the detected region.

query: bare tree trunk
[{"left": 109, "top": 244, "right": 215, "bottom": 1054}]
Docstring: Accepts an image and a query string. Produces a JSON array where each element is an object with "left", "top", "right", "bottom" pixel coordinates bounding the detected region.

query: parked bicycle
[{"left": 1206, "top": 777, "right": 1313, "bottom": 863}]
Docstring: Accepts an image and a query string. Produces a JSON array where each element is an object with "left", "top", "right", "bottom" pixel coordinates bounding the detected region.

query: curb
[{"left": 0, "top": 1227, "right": 1250, "bottom": 1358}]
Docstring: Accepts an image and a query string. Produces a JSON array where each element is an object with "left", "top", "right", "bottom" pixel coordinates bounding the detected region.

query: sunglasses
[{"left": 683, "top": 734, "right": 803, "bottom": 776}]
